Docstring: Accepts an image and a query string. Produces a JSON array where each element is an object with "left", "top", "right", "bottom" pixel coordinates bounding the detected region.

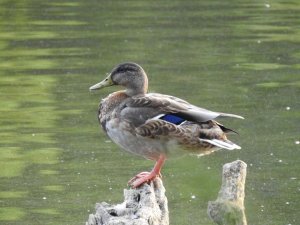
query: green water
[{"left": 0, "top": 0, "right": 299, "bottom": 224}]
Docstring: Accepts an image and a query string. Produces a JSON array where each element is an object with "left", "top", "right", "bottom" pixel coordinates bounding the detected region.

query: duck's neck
[
  {"left": 125, "top": 73, "right": 148, "bottom": 96},
  {"left": 126, "top": 87, "right": 147, "bottom": 96}
]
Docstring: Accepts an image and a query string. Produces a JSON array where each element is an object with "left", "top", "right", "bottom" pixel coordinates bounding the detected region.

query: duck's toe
[{"left": 128, "top": 171, "right": 160, "bottom": 188}]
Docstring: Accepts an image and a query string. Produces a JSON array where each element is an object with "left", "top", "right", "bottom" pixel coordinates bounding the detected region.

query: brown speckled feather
[
  {"left": 125, "top": 93, "right": 243, "bottom": 123},
  {"left": 97, "top": 91, "right": 242, "bottom": 158},
  {"left": 136, "top": 119, "right": 229, "bottom": 154}
]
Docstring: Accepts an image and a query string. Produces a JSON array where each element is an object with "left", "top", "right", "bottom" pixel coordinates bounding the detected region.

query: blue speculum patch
[{"left": 160, "top": 114, "right": 185, "bottom": 125}]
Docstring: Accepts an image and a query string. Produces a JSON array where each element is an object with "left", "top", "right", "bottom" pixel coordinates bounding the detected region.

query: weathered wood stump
[
  {"left": 86, "top": 160, "right": 247, "bottom": 225},
  {"left": 207, "top": 160, "right": 247, "bottom": 225},
  {"left": 86, "top": 178, "right": 169, "bottom": 225}
]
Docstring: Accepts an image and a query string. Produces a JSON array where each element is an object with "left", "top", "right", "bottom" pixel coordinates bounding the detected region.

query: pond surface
[{"left": 0, "top": 0, "right": 299, "bottom": 224}]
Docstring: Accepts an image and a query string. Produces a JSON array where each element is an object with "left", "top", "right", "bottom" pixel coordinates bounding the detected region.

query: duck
[{"left": 89, "top": 62, "right": 243, "bottom": 188}]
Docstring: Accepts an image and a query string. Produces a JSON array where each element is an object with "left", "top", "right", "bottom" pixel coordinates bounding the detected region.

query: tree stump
[
  {"left": 86, "top": 178, "right": 169, "bottom": 225},
  {"left": 86, "top": 160, "right": 247, "bottom": 225},
  {"left": 207, "top": 160, "right": 247, "bottom": 225}
]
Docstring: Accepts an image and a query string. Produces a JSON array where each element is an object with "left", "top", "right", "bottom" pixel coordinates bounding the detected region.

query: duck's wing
[{"left": 121, "top": 93, "right": 243, "bottom": 126}]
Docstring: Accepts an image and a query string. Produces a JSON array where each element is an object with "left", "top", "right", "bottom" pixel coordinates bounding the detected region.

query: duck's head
[{"left": 89, "top": 62, "right": 148, "bottom": 96}]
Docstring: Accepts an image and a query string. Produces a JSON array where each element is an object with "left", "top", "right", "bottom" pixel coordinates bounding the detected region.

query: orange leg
[{"left": 128, "top": 155, "right": 166, "bottom": 188}]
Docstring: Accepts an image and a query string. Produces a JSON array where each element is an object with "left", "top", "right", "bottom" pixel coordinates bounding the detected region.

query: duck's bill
[{"left": 89, "top": 74, "right": 113, "bottom": 91}]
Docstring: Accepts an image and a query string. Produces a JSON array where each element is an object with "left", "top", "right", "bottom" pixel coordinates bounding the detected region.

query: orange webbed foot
[
  {"left": 128, "top": 171, "right": 160, "bottom": 188},
  {"left": 128, "top": 155, "right": 166, "bottom": 188}
]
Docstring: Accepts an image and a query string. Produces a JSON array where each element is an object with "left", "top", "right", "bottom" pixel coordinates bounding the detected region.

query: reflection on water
[{"left": 0, "top": 0, "right": 299, "bottom": 225}]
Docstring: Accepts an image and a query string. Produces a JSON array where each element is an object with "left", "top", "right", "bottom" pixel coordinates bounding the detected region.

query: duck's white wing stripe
[
  {"left": 151, "top": 114, "right": 166, "bottom": 120},
  {"left": 200, "top": 138, "right": 241, "bottom": 150}
]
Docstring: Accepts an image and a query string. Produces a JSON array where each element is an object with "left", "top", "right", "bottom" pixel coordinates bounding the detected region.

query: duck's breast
[{"left": 105, "top": 118, "right": 172, "bottom": 160}]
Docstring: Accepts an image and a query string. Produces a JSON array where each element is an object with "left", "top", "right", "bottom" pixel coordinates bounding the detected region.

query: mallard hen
[{"left": 89, "top": 62, "right": 243, "bottom": 188}]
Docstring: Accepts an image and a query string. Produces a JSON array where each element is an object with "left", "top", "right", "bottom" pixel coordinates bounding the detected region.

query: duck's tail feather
[
  {"left": 215, "top": 122, "right": 239, "bottom": 134},
  {"left": 218, "top": 112, "right": 244, "bottom": 120},
  {"left": 200, "top": 138, "right": 241, "bottom": 150}
]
